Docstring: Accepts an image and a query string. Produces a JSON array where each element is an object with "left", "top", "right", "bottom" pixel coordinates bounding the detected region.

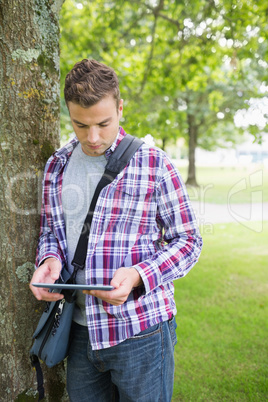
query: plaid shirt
[{"left": 36, "top": 127, "right": 202, "bottom": 350}]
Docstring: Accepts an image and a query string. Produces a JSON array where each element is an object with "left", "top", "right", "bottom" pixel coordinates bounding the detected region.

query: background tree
[
  {"left": 0, "top": 0, "right": 66, "bottom": 400},
  {"left": 60, "top": 0, "right": 268, "bottom": 185}
]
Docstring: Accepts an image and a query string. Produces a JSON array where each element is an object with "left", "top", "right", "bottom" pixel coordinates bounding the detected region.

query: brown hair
[{"left": 64, "top": 59, "right": 120, "bottom": 109}]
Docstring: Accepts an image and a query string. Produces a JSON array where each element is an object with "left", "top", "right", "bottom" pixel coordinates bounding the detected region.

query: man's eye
[
  {"left": 99, "top": 124, "right": 108, "bottom": 127},
  {"left": 77, "top": 125, "right": 86, "bottom": 128}
]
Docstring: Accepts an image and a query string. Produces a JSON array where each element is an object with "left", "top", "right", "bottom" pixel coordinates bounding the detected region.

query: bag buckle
[
  {"left": 71, "top": 262, "right": 85, "bottom": 271},
  {"left": 30, "top": 354, "right": 39, "bottom": 367},
  {"left": 70, "top": 261, "right": 85, "bottom": 283}
]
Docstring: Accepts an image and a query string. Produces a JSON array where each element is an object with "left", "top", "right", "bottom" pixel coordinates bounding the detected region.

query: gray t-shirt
[{"left": 62, "top": 143, "right": 106, "bottom": 326}]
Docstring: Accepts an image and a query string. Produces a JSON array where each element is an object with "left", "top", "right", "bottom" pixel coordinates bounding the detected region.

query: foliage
[{"left": 59, "top": 0, "right": 268, "bottom": 178}]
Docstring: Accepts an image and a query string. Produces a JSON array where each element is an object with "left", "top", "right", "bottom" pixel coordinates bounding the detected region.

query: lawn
[
  {"left": 172, "top": 222, "right": 268, "bottom": 401},
  {"left": 177, "top": 166, "right": 268, "bottom": 204}
]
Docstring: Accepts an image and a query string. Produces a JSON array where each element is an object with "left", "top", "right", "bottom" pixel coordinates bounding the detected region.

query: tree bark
[
  {"left": 185, "top": 112, "right": 199, "bottom": 187},
  {"left": 0, "top": 0, "right": 67, "bottom": 400},
  {"left": 162, "top": 135, "right": 168, "bottom": 151}
]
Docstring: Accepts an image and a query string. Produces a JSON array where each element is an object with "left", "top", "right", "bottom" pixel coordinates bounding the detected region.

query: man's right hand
[{"left": 29, "top": 257, "right": 64, "bottom": 302}]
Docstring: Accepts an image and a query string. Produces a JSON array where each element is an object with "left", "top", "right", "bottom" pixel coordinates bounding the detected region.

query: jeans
[{"left": 67, "top": 317, "right": 177, "bottom": 402}]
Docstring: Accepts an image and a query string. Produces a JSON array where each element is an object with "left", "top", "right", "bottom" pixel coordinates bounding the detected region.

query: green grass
[
  {"left": 172, "top": 222, "right": 268, "bottom": 401},
  {"left": 177, "top": 166, "right": 268, "bottom": 204}
]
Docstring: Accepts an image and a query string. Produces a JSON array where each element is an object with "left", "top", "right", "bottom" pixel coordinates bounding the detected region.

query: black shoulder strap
[
  {"left": 105, "top": 134, "right": 144, "bottom": 175},
  {"left": 71, "top": 134, "right": 143, "bottom": 273}
]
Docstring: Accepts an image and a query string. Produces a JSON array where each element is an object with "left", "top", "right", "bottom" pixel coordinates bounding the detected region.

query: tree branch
[
  {"left": 131, "top": 0, "right": 182, "bottom": 29},
  {"left": 138, "top": 15, "right": 157, "bottom": 95},
  {"left": 118, "top": 10, "right": 148, "bottom": 41},
  {"left": 137, "top": 0, "right": 166, "bottom": 96}
]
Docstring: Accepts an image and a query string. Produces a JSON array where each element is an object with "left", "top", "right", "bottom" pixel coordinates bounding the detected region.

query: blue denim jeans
[{"left": 67, "top": 317, "right": 177, "bottom": 402}]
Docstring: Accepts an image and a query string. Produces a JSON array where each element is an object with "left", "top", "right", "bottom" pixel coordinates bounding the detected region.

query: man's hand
[
  {"left": 29, "top": 257, "right": 64, "bottom": 302},
  {"left": 84, "top": 267, "right": 143, "bottom": 306}
]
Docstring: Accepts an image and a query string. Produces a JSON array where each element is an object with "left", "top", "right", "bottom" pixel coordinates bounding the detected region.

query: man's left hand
[{"left": 84, "top": 267, "right": 143, "bottom": 306}]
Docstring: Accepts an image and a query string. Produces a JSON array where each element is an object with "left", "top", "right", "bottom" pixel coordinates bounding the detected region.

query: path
[{"left": 191, "top": 201, "right": 268, "bottom": 225}]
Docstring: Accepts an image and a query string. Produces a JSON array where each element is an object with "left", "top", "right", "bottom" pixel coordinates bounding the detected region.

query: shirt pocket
[{"left": 105, "top": 184, "right": 157, "bottom": 235}]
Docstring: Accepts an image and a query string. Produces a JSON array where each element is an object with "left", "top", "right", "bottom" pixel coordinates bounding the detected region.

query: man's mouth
[{"left": 88, "top": 144, "right": 102, "bottom": 149}]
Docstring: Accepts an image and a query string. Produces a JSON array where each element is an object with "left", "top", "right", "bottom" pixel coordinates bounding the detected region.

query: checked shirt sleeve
[
  {"left": 133, "top": 155, "right": 203, "bottom": 295},
  {"left": 35, "top": 209, "right": 63, "bottom": 268},
  {"left": 35, "top": 162, "right": 65, "bottom": 269}
]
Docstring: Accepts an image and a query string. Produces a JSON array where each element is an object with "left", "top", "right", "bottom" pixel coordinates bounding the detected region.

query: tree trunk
[
  {"left": 185, "top": 112, "right": 199, "bottom": 187},
  {"left": 0, "top": 0, "right": 67, "bottom": 400},
  {"left": 162, "top": 136, "right": 168, "bottom": 151}
]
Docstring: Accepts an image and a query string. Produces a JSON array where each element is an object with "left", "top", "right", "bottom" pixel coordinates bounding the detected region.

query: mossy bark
[{"left": 0, "top": 0, "right": 67, "bottom": 400}]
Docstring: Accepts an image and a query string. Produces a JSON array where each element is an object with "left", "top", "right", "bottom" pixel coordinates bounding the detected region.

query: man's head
[
  {"left": 64, "top": 59, "right": 121, "bottom": 110},
  {"left": 64, "top": 59, "right": 123, "bottom": 157}
]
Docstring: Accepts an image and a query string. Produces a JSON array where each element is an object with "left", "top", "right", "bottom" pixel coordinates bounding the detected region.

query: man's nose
[{"left": 87, "top": 127, "right": 99, "bottom": 143}]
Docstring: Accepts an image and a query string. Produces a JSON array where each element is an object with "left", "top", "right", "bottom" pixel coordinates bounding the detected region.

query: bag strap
[
  {"left": 30, "top": 355, "right": 45, "bottom": 400},
  {"left": 71, "top": 134, "right": 143, "bottom": 274}
]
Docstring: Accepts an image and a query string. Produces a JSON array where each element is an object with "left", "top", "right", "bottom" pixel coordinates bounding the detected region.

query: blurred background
[{"left": 58, "top": 1, "right": 267, "bottom": 400}]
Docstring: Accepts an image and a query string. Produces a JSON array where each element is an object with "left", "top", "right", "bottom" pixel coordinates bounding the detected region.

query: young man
[{"left": 30, "top": 59, "right": 202, "bottom": 401}]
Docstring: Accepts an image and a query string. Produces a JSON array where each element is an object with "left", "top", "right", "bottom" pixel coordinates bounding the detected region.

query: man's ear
[{"left": 118, "top": 99, "right": 123, "bottom": 118}]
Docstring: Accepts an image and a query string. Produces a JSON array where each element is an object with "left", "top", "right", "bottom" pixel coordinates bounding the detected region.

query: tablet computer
[{"left": 32, "top": 283, "right": 113, "bottom": 291}]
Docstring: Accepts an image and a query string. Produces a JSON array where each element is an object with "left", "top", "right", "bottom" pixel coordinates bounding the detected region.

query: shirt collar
[{"left": 105, "top": 126, "right": 127, "bottom": 159}]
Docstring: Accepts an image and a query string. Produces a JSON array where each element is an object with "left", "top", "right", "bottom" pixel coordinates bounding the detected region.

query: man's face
[{"left": 68, "top": 95, "right": 123, "bottom": 157}]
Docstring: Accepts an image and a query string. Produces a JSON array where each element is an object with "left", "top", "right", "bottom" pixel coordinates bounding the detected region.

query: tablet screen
[{"left": 32, "top": 283, "right": 113, "bottom": 291}]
